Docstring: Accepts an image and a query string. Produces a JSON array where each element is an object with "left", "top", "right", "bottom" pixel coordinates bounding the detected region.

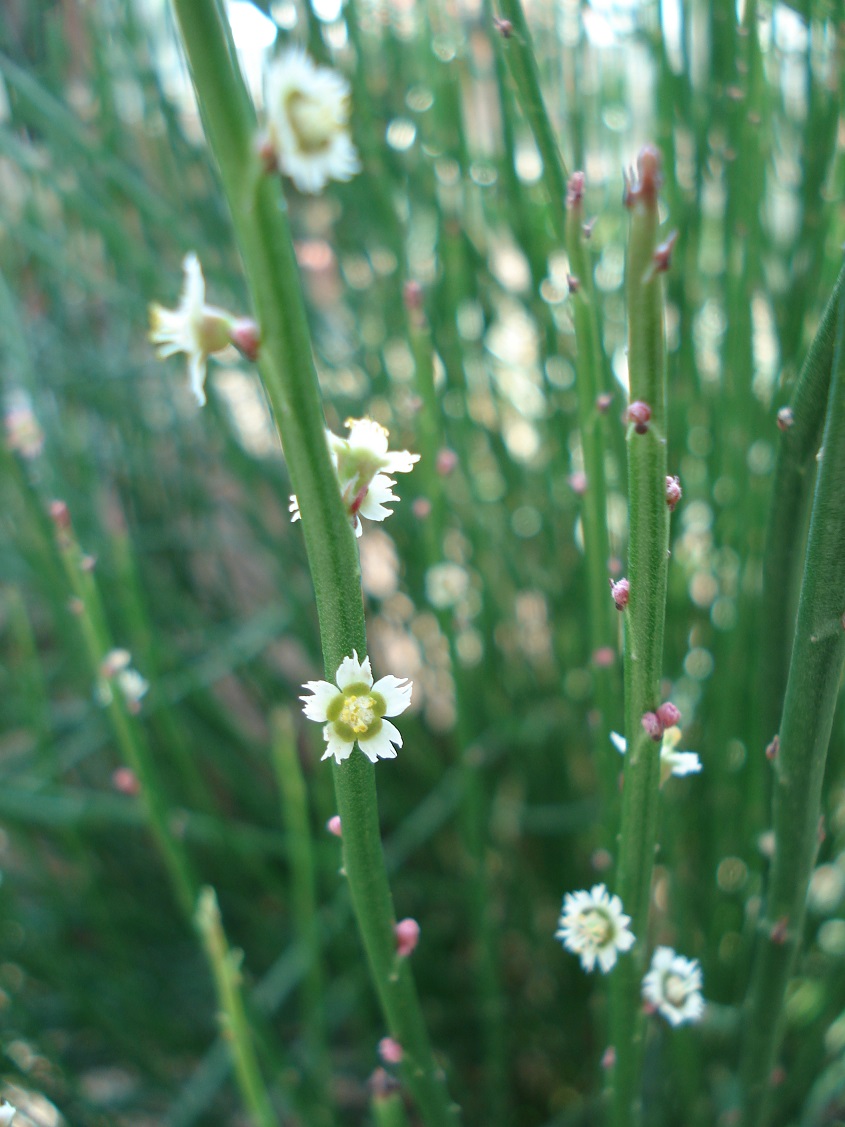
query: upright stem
[
  {"left": 740, "top": 284, "right": 845, "bottom": 1127},
  {"left": 609, "top": 149, "right": 670, "bottom": 1127},
  {"left": 169, "top": 5, "right": 458, "bottom": 1122}
]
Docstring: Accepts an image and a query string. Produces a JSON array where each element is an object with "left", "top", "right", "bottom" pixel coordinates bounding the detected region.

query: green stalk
[
  {"left": 195, "top": 888, "right": 277, "bottom": 1127},
  {"left": 608, "top": 148, "right": 670, "bottom": 1127},
  {"left": 270, "top": 709, "right": 331, "bottom": 1125},
  {"left": 168, "top": 5, "right": 458, "bottom": 1122},
  {"left": 495, "top": 0, "right": 569, "bottom": 246},
  {"left": 739, "top": 285, "right": 845, "bottom": 1126},
  {"left": 759, "top": 261, "right": 845, "bottom": 747}
]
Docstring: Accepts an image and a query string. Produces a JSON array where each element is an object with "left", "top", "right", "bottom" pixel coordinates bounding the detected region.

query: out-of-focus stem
[
  {"left": 195, "top": 888, "right": 277, "bottom": 1127},
  {"left": 740, "top": 285, "right": 845, "bottom": 1127},
  {"left": 609, "top": 147, "right": 670, "bottom": 1127},
  {"left": 169, "top": 5, "right": 459, "bottom": 1122}
]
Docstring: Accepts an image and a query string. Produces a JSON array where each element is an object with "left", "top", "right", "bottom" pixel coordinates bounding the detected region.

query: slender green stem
[
  {"left": 168, "top": 5, "right": 458, "bottom": 1122},
  {"left": 740, "top": 284, "right": 845, "bottom": 1127},
  {"left": 609, "top": 150, "right": 670, "bottom": 1127},
  {"left": 195, "top": 888, "right": 277, "bottom": 1127}
]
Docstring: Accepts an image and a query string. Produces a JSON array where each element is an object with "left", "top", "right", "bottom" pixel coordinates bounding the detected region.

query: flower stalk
[
  {"left": 608, "top": 146, "right": 671, "bottom": 1127},
  {"left": 168, "top": 3, "right": 458, "bottom": 1122}
]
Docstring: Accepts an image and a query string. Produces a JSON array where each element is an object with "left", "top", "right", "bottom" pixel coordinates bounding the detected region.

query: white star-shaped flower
[
  {"left": 642, "top": 946, "right": 705, "bottom": 1026},
  {"left": 290, "top": 417, "right": 419, "bottom": 537},
  {"left": 301, "top": 650, "right": 412, "bottom": 764},
  {"left": 265, "top": 47, "right": 360, "bottom": 194},
  {"left": 610, "top": 727, "right": 701, "bottom": 786},
  {"left": 555, "top": 884, "right": 635, "bottom": 973},
  {"left": 149, "top": 253, "right": 233, "bottom": 406}
]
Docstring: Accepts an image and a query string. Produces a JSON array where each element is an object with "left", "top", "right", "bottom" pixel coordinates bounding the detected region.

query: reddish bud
[
  {"left": 493, "top": 16, "right": 513, "bottom": 37},
  {"left": 601, "top": 1046, "right": 616, "bottom": 1069},
  {"left": 112, "top": 767, "right": 141, "bottom": 796},
  {"left": 626, "top": 401, "right": 652, "bottom": 434},
  {"left": 412, "top": 498, "right": 432, "bottom": 520},
  {"left": 566, "top": 171, "right": 585, "bottom": 209},
  {"left": 567, "top": 274, "right": 581, "bottom": 294},
  {"left": 395, "top": 918, "right": 420, "bottom": 957},
  {"left": 230, "top": 318, "right": 261, "bottom": 362},
  {"left": 596, "top": 393, "right": 612, "bottom": 414},
  {"left": 776, "top": 407, "right": 794, "bottom": 432},
  {"left": 257, "top": 133, "right": 278, "bottom": 174},
  {"left": 403, "top": 280, "right": 424, "bottom": 312},
  {"left": 327, "top": 815, "right": 342, "bottom": 837},
  {"left": 666, "top": 475, "right": 682, "bottom": 512},
  {"left": 436, "top": 448, "right": 458, "bottom": 476},
  {"left": 378, "top": 1037, "right": 404, "bottom": 1064},
  {"left": 624, "top": 145, "right": 662, "bottom": 208},
  {"left": 568, "top": 471, "right": 588, "bottom": 495},
  {"left": 641, "top": 711, "right": 662, "bottom": 740},
  {"left": 765, "top": 735, "right": 779, "bottom": 761},
  {"left": 609, "top": 577, "right": 630, "bottom": 611},
  {"left": 49, "top": 500, "right": 71, "bottom": 531},
  {"left": 592, "top": 646, "right": 616, "bottom": 668},
  {"left": 656, "top": 701, "right": 681, "bottom": 729},
  {"left": 653, "top": 230, "right": 679, "bottom": 273}
]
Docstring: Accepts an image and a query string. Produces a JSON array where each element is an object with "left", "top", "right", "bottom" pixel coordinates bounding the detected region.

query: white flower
[
  {"left": 610, "top": 727, "right": 701, "bottom": 787},
  {"left": 555, "top": 884, "right": 635, "bottom": 973},
  {"left": 289, "top": 417, "right": 419, "bottom": 537},
  {"left": 642, "top": 946, "right": 705, "bottom": 1026},
  {"left": 4, "top": 390, "right": 44, "bottom": 459},
  {"left": 149, "top": 253, "right": 233, "bottom": 406},
  {"left": 97, "top": 649, "right": 149, "bottom": 712},
  {"left": 265, "top": 47, "right": 360, "bottom": 193},
  {"left": 301, "top": 650, "right": 412, "bottom": 764},
  {"left": 0, "top": 1101, "right": 16, "bottom": 1126}
]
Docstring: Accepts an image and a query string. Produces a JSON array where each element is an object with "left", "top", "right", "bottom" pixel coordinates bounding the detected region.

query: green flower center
[
  {"left": 340, "top": 694, "right": 376, "bottom": 735},
  {"left": 286, "top": 92, "right": 339, "bottom": 154},
  {"left": 580, "top": 909, "right": 612, "bottom": 946}
]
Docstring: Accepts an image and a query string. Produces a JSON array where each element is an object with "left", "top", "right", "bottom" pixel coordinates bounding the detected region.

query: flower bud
[
  {"left": 666, "top": 475, "right": 682, "bottom": 512},
  {"left": 609, "top": 577, "right": 630, "bottom": 611},
  {"left": 568, "top": 471, "right": 588, "bottom": 495},
  {"left": 112, "top": 767, "right": 141, "bottom": 796},
  {"left": 641, "top": 711, "right": 662, "bottom": 740},
  {"left": 395, "top": 918, "right": 420, "bottom": 957},
  {"left": 378, "top": 1036, "right": 404, "bottom": 1064},
  {"left": 327, "top": 815, "right": 342, "bottom": 837},
  {"left": 230, "top": 318, "right": 261, "bottom": 362},
  {"left": 656, "top": 702, "right": 681, "bottom": 729},
  {"left": 626, "top": 401, "right": 652, "bottom": 434},
  {"left": 777, "top": 406, "right": 794, "bottom": 432},
  {"left": 436, "top": 448, "right": 458, "bottom": 476},
  {"left": 596, "top": 393, "right": 612, "bottom": 414}
]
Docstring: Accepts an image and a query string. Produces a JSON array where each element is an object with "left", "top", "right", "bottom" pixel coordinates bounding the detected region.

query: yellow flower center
[
  {"left": 664, "top": 973, "right": 686, "bottom": 1007},
  {"left": 286, "top": 92, "right": 340, "bottom": 153},
  {"left": 340, "top": 694, "right": 376, "bottom": 735},
  {"left": 580, "top": 909, "right": 612, "bottom": 946}
]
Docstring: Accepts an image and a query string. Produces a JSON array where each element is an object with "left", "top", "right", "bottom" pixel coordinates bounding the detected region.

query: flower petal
[
  {"left": 372, "top": 675, "right": 413, "bottom": 716},
  {"left": 610, "top": 731, "right": 627, "bottom": 755},
  {"left": 321, "top": 724, "right": 354, "bottom": 764},
  {"left": 300, "top": 680, "right": 340, "bottom": 722},
  {"left": 336, "top": 650, "right": 373, "bottom": 690}
]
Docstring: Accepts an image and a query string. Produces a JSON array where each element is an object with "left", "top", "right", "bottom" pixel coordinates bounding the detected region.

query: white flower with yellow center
[
  {"left": 301, "top": 651, "right": 412, "bottom": 764},
  {"left": 290, "top": 417, "right": 419, "bottom": 537},
  {"left": 149, "top": 253, "right": 234, "bottom": 406},
  {"left": 265, "top": 47, "right": 360, "bottom": 194},
  {"left": 642, "top": 946, "right": 705, "bottom": 1026},
  {"left": 610, "top": 727, "right": 701, "bottom": 786},
  {"left": 555, "top": 884, "right": 635, "bottom": 973}
]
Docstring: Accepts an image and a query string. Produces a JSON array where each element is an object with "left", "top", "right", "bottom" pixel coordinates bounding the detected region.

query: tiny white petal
[
  {"left": 610, "top": 731, "right": 627, "bottom": 754},
  {"left": 372, "top": 675, "right": 412, "bottom": 717},
  {"left": 336, "top": 650, "right": 373, "bottom": 690},
  {"left": 358, "top": 474, "right": 399, "bottom": 522},
  {"left": 300, "top": 679, "right": 340, "bottom": 722},
  {"left": 358, "top": 723, "right": 399, "bottom": 762},
  {"left": 321, "top": 724, "right": 355, "bottom": 764},
  {"left": 289, "top": 495, "right": 302, "bottom": 523}
]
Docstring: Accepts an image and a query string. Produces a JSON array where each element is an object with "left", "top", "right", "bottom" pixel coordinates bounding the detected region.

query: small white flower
[
  {"left": 4, "top": 390, "right": 44, "bottom": 460},
  {"left": 149, "top": 253, "right": 233, "bottom": 406},
  {"left": 610, "top": 727, "right": 701, "bottom": 787},
  {"left": 642, "top": 946, "right": 705, "bottom": 1026},
  {"left": 425, "top": 563, "right": 470, "bottom": 610},
  {"left": 301, "top": 650, "right": 412, "bottom": 765},
  {"left": 555, "top": 884, "right": 635, "bottom": 973},
  {"left": 265, "top": 47, "right": 360, "bottom": 193},
  {"left": 290, "top": 417, "right": 419, "bottom": 537},
  {"left": 97, "top": 649, "right": 149, "bottom": 712},
  {"left": 0, "top": 1100, "right": 16, "bottom": 1126}
]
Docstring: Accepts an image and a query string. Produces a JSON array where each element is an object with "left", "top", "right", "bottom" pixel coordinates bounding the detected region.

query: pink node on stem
[
  {"left": 378, "top": 1037, "right": 404, "bottom": 1064},
  {"left": 641, "top": 711, "right": 662, "bottom": 741},
  {"left": 609, "top": 577, "right": 630, "bottom": 611},
  {"left": 327, "top": 815, "right": 342, "bottom": 837},
  {"left": 626, "top": 401, "right": 652, "bottom": 434},
  {"left": 395, "top": 918, "right": 420, "bottom": 957}
]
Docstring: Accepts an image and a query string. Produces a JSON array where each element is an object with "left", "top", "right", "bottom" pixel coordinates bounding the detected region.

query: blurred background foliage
[{"left": 1, "top": 0, "right": 845, "bottom": 1124}]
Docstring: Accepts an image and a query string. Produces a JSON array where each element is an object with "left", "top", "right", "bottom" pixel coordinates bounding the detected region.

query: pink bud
[
  {"left": 641, "top": 711, "right": 662, "bottom": 741},
  {"left": 436, "top": 448, "right": 458, "bottom": 476},
  {"left": 412, "top": 498, "right": 432, "bottom": 520},
  {"left": 395, "top": 918, "right": 420, "bottom": 958},
  {"left": 230, "top": 318, "right": 261, "bottom": 362},
  {"left": 777, "top": 406, "right": 794, "bottom": 432},
  {"left": 566, "top": 172, "right": 585, "bottom": 209},
  {"left": 49, "top": 500, "right": 71, "bottom": 531},
  {"left": 666, "top": 475, "right": 682, "bottom": 512},
  {"left": 626, "top": 401, "right": 652, "bottom": 434},
  {"left": 601, "top": 1046, "right": 616, "bottom": 1070},
  {"left": 656, "top": 702, "right": 681, "bottom": 729},
  {"left": 653, "top": 230, "right": 679, "bottom": 273},
  {"left": 592, "top": 646, "right": 616, "bottom": 668},
  {"left": 378, "top": 1037, "right": 404, "bottom": 1064},
  {"left": 609, "top": 577, "right": 630, "bottom": 611},
  {"left": 624, "top": 145, "right": 662, "bottom": 208},
  {"left": 568, "top": 471, "right": 588, "bottom": 495},
  {"left": 112, "top": 767, "right": 141, "bottom": 796},
  {"left": 493, "top": 16, "right": 513, "bottom": 37},
  {"left": 327, "top": 815, "right": 342, "bottom": 837},
  {"left": 403, "top": 280, "right": 424, "bottom": 312},
  {"left": 567, "top": 274, "right": 581, "bottom": 295},
  {"left": 596, "top": 393, "right": 612, "bottom": 414}
]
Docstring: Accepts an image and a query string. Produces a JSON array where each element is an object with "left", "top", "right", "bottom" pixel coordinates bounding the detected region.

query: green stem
[
  {"left": 608, "top": 149, "right": 670, "bottom": 1127},
  {"left": 740, "top": 284, "right": 845, "bottom": 1127},
  {"left": 168, "top": 5, "right": 458, "bottom": 1123},
  {"left": 195, "top": 888, "right": 277, "bottom": 1127}
]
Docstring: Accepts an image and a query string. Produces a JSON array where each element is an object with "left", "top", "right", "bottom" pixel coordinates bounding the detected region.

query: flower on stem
[
  {"left": 611, "top": 727, "right": 702, "bottom": 786},
  {"left": 555, "top": 884, "right": 635, "bottom": 973},
  {"left": 264, "top": 47, "right": 360, "bottom": 194},
  {"left": 290, "top": 417, "right": 419, "bottom": 538},
  {"left": 666, "top": 475, "right": 682, "bottom": 512},
  {"left": 395, "top": 918, "right": 420, "bottom": 957},
  {"left": 97, "top": 649, "right": 149, "bottom": 713},
  {"left": 642, "top": 946, "right": 705, "bottom": 1026},
  {"left": 378, "top": 1037, "right": 404, "bottom": 1064},
  {"left": 326, "top": 814, "right": 342, "bottom": 837},
  {"left": 301, "top": 651, "right": 412, "bottom": 765},
  {"left": 626, "top": 400, "right": 652, "bottom": 435},
  {"left": 149, "top": 254, "right": 258, "bottom": 406},
  {"left": 609, "top": 577, "right": 630, "bottom": 610}
]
